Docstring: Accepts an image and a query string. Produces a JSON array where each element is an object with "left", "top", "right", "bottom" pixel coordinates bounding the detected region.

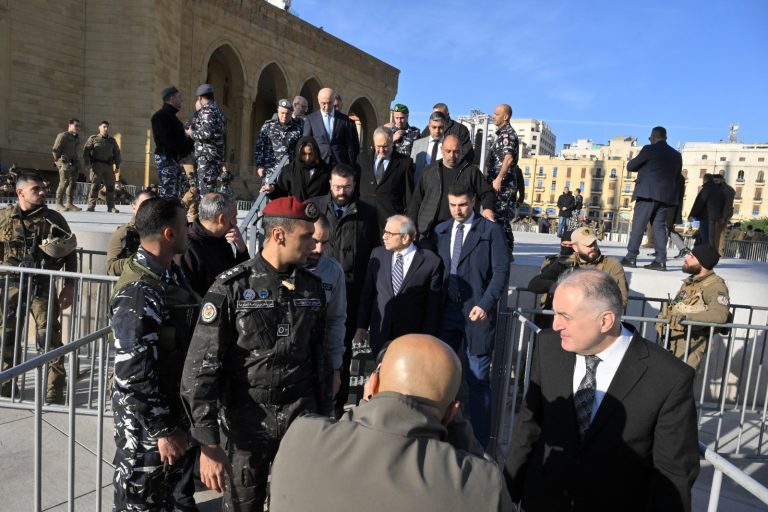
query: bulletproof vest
[
  {"left": 112, "top": 258, "right": 201, "bottom": 423},
  {"left": 0, "top": 205, "right": 67, "bottom": 272}
]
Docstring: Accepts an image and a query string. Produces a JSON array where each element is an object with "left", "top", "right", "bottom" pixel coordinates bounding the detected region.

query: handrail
[
  {"left": 0, "top": 264, "right": 118, "bottom": 281},
  {"left": 699, "top": 441, "right": 768, "bottom": 509}
]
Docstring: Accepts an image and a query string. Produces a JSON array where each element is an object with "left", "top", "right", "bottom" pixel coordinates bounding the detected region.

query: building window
[
  {"left": 701, "top": 154, "right": 708, "bottom": 160},
  {"left": 759, "top": 157, "right": 765, "bottom": 163},
  {"left": 736, "top": 187, "right": 742, "bottom": 200},
  {"left": 566, "top": 181, "right": 571, "bottom": 189},
  {"left": 532, "top": 135, "right": 538, "bottom": 140},
  {"left": 537, "top": 180, "right": 543, "bottom": 189},
  {"left": 720, "top": 157, "right": 726, "bottom": 161},
  {"left": 610, "top": 168, "right": 617, "bottom": 178},
  {"left": 538, "top": 167, "right": 544, "bottom": 175},
  {"left": 579, "top": 181, "right": 585, "bottom": 191},
  {"left": 624, "top": 183, "right": 631, "bottom": 193},
  {"left": 734, "top": 206, "right": 740, "bottom": 215},
  {"left": 609, "top": 182, "right": 616, "bottom": 191},
  {"left": 524, "top": 166, "right": 530, "bottom": 176},
  {"left": 754, "top": 207, "right": 760, "bottom": 216},
  {"left": 581, "top": 168, "right": 586, "bottom": 179},
  {"left": 758, "top": 171, "right": 765, "bottom": 183},
  {"left": 737, "top": 170, "right": 745, "bottom": 182},
  {"left": 755, "top": 189, "right": 763, "bottom": 200},
  {"left": 524, "top": 178, "right": 530, "bottom": 187},
  {"left": 535, "top": 193, "right": 541, "bottom": 202},
  {"left": 551, "top": 180, "right": 557, "bottom": 191},
  {"left": 623, "top": 198, "right": 629, "bottom": 208},
  {"left": 567, "top": 167, "right": 572, "bottom": 178},
  {"left": 553, "top": 167, "right": 558, "bottom": 177},
  {"left": 549, "top": 194, "right": 555, "bottom": 203},
  {"left": 739, "top": 157, "right": 746, "bottom": 162}
]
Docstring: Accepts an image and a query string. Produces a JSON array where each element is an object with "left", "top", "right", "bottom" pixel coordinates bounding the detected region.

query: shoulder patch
[
  {"left": 201, "top": 302, "right": 218, "bottom": 323},
  {"left": 217, "top": 265, "right": 248, "bottom": 282},
  {"left": 716, "top": 293, "right": 729, "bottom": 306}
]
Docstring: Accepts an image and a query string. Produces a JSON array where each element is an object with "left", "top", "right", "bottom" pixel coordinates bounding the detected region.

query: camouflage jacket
[
  {"left": 392, "top": 125, "right": 421, "bottom": 158},
  {"left": 254, "top": 118, "right": 303, "bottom": 173},
  {"left": 486, "top": 123, "right": 519, "bottom": 179},
  {"left": 189, "top": 100, "right": 227, "bottom": 159},
  {"left": 0, "top": 204, "right": 76, "bottom": 272},
  {"left": 659, "top": 271, "right": 730, "bottom": 337},
  {"left": 109, "top": 248, "right": 199, "bottom": 437}
]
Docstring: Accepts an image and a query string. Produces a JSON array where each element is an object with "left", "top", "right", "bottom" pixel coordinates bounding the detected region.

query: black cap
[
  {"left": 161, "top": 86, "right": 179, "bottom": 101},
  {"left": 691, "top": 244, "right": 720, "bottom": 270},
  {"left": 195, "top": 84, "right": 214, "bottom": 97}
]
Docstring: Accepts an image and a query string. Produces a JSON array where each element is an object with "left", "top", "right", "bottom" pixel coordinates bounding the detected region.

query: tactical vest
[
  {"left": 659, "top": 273, "right": 724, "bottom": 336},
  {"left": 112, "top": 258, "right": 201, "bottom": 423}
]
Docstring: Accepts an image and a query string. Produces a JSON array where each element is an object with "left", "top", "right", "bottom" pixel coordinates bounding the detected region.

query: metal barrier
[
  {"left": 0, "top": 326, "right": 112, "bottom": 512},
  {"left": 700, "top": 441, "right": 768, "bottom": 511}
]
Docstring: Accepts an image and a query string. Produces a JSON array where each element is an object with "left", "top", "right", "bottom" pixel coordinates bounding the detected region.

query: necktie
[
  {"left": 335, "top": 208, "right": 343, "bottom": 220},
  {"left": 450, "top": 223, "right": 464, "bottom": 274},
  {"left": 392, "top": 253, "right": 404, "bottom": 294},
  {"left": 375, "top": 158, "right": 385, "bottom": 184},
  {"left": 324, "top": 114, "right": 332, "bottom": 137},
  {"left": 575, "top": 355, "right": 601, "bottom": 440},
  {"left": 430, "top": 139, "right": 439, "bottom": 164}
]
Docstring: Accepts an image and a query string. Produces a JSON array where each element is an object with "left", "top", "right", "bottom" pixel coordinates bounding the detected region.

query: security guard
[
  {"left": 51, "top": 118, "right": 83, "bottom": 212},
  {"left": 83, "top": 120, "right": 121, "bottom": 213},
  {"left": 657, "top": 244, "right": 730, "bottom": 369},
  {"left": 109, "top": 197, "right": 201, "bottom": 511},
  {"left": 390, "top": 103, "right": 421, "bottom": 157},
  {"left": 0, "top": 173, "right": 77, "bottom": 402},
  {"left": 105, "top": 190, "right": 157, "bottom": 276},
  {"left": 254, "top": 98, "right": 303, "bottom": 182},
  {"left": 186, "top": 84, "right": 228, "bottom": 195},
  {"left": 181, "top": 196, "right": 330, "bottom": 512},
  {"left": 486, "top": 104, "right": 524, "bottom": 254}
]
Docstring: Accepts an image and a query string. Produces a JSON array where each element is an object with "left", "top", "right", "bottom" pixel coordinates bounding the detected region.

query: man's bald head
[{"left": 377, "top": 334, "right": 461, "bottom": 415}]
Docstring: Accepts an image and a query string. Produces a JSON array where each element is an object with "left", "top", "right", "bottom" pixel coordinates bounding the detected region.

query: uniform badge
[
  {"left": 258, "top": 289, "right": 270, "bottom": 299},
  {"left": 717, "top": 293, "right": 729, "bottom": 306},
  {"left": 201, "top": 302, "right": 218, "bottom": 323},
  {"left": 243, "top": 289, "right": 256, "bottom": 300},
  {"left": 277, "top": 324, "right": 291, "bottom": 337}
]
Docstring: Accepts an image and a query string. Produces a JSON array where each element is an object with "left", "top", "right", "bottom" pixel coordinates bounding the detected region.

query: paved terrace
[{"left": 0, "top": 206, "right": 766, "bottom": 510}]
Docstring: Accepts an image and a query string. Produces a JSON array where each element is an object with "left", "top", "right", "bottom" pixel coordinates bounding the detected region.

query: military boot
[
  {"left": 55, "top": 203, "right": 67, "bottom": 211},
  {"left": 45, "top": 388, "right": 65, "bottom": 405},
  {"left": 108, "top": 207, "right": 120, "bottom": 213},
  {"left": 65, "top": 204, "right": 82, "bottom": 212}
]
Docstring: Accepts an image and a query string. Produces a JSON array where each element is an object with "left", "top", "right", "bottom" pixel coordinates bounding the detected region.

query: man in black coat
[
  {"left": 506, "top": 269, "right": 699, "bottom": 512},
  {"left": 260, "top": 136, "right": 330, "bottom": 201},
  {"left": 174, "top": 192, "right": 249, "bottom": 296},
  {"left": 622, "top": 126, "right": 683, "bottom": 270},
  {"left": 421, "top": 102, "right": 474, "bottom": 164},
  {"left": 357, "top": 127, "right": 414, "bottom": 232},
  {"left": 151, "top": 86, "right": 194, "bottom": 198},
  {"left": 689, "top": 173, "right": 725, "bottom": 249},
  {"left": 556, "top": 187, "right": 575, "bottom": 237},
  {"left": 303, "top": 87, "right": 359, "bottom": 167},
  {"left": 310, "top": 165, "right": 380, "bottom": 415}
]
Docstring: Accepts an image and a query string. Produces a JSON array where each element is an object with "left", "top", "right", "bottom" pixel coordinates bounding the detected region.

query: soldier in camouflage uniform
[
  {"left": 181, "top": 196, "right": 331, "bottom": 512},
  {"left": 390, "top": 103, "right": 421, "bottom": 157},
  {"left": 186, "top": 84, "right": 228, "bottom": 196},
  {"left": 83, "top": 121, "right": 122, "bottom": 213},
  {"left": 657, "top": 244, "right": 730, "bottom": 370},
  {"left": 151, "top": 86, "right": 194, "bottom": 201},
  {"left": 254, "top": 98, "right": 302, "bottom": 183},
  {"left": 0, "top": 174, "right": 76, "bottom": 402},
  {"left": 486, "top": 104, "right": 524, "bottom": 254},
  {"left": 109, "top": 197, "right": 201, "bottom": 511},
  {"left": 105, "top": 190, "right": 157, "bottom": 276},
  {"left": 51, "top": 118, "right": 83, "bottom": 212}
]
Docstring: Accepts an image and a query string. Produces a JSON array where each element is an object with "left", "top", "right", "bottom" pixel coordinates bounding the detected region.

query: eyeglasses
[
  {"left": 382, "top": 230, "right": 403, "bottom": 237},
  {"left": 331, "top": 185, "right": 353, "bottom": 192}
]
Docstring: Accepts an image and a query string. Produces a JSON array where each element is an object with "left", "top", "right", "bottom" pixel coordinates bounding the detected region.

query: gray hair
[
  {"left": 556, "top": 269, "right": 622, "bottom": 318},
  {"left": 373, "top": 126, "right": 393, "bottom": 143},
  {"left": 388, "top": 214, "right": 416, "bottom": 237},
  {"left": 199, "top": 192, "right": 235, "bottom": 221},
  {"left": 428, "top": 111, "right": 447, "bottom": 124}
]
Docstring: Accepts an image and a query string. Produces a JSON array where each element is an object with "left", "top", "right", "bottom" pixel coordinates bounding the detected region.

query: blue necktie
[
  {"left": 451, "top": 223, "right": 464, "bottom": 274},
  {"left": 392, "top": 253, "right": 404, "bottom": 294},
  {"left": 324, "top": 114, "right": 332, "bottom": 137},
  {"left": 575, "top": 355, "right": 601, "bottom": 441}
]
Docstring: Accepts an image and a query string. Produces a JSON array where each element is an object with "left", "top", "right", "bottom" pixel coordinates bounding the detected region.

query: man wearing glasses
[{"left": 358, "top": 126, "right": 415, "bottom": 232}]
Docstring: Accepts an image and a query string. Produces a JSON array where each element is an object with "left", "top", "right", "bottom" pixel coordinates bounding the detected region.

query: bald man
[
  {"left": 270, "top": 335, "right": 511, "bottom": 512},
  {"left": 302, "top": 87, "right": 360, "bottom": 166}
]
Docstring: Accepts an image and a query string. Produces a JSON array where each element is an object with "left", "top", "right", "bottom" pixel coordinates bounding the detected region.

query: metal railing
[
  {"left": 0, "top": 326, "right": 112, "bottom": 512},
  {"left": 700, "top": 441, "right": 768, "bottom": 511}
]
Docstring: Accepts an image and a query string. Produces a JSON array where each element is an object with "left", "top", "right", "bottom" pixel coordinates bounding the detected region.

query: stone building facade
[{"left": 0, "top": 0, "right": 399, "bottom": 198}]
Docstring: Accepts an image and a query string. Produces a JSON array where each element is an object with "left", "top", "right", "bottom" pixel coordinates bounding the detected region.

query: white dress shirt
[
  {"left": 391, "top": 243, "right": 417, "bottom": 282},
  {"left": 450, "top": 211, "right": 475, "bottom": 253},
  {"left": 323, "top": 112, "right": 335, "bottom": 135},
  {"left": 426, "top": 138, "right": 443, "bottom": 165},
  {"left": 374, "top": 156, "right": 391, "bottom": 176},
  {"left": 572, "top": 326, "right": 634, "bottom": 422}
]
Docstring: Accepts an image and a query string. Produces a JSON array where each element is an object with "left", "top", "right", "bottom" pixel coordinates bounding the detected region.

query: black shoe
[
  {"left": 643, "top": 261, "right": 667, "bottom": 271},
  {"left": 674, "top": 250, "right": 688, "bottom": 258},
  {"left": 647, "top": 252, "right": 657, "bottom": 257},
  {"left": 620, "top": 258, "right": 637, "bottom": 268}
]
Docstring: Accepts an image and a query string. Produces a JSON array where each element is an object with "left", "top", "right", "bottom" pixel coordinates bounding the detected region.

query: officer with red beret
[{"left": 180, "top": 196, "right": 331, "bottom": 511}]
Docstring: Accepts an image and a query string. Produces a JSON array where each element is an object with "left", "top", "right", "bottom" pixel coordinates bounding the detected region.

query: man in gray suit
[
  {"left": 410, "top": 111, "right": 446, "bottom": 184},
  {"left": 269, "top": 334, "right": 511, "bottom": 512},
  {"left": 621, "top": 126, "right": 683, "bottom": 270}
]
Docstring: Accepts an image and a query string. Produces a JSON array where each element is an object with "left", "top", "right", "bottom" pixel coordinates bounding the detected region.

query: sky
[{"left": 295, "top": 0, "right": 767, "bottom": 152}]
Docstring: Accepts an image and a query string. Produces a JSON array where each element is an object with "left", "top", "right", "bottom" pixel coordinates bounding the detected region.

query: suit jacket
[
  {"left": 410, "top": 135, "right": 442, "bottom": 185},
  {"left": 357, "top": 150, "right": 415, "bottom": 232},
  {"left": 421, "top": 118, "right": 474, "bottom": 164},
  {"left": 357, "top": 245, "right": 443, "bottom": 353},
  {"left": 505, "top": 329, "right": 700, "bottom": 512},
  {"left": 435, "top": 215, "right": 509, "bottom": 355},
  {"left": 302, "top": 110, "right": 359, "bottom": 166},
  {"left": 628, "top": 141, "right": 683, "bottom": 205}
]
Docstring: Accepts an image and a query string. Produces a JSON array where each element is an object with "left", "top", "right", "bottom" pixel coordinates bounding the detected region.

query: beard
[
  {"left": 579, "top": 248, "right": 601, "bottom": 263},
  {"left": 683, "top": 262, "right": 702, "bottom": 275}
]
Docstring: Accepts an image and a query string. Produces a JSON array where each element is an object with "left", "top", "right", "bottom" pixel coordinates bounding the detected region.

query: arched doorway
[
  {"left": 348, "top": 96, "right": 378, "bottom": 152},
  {"left": 250, "top": 62, "right": 289, "bottom": 164},
  {"left": 205, "top": 44, "right": 245, "bottom": 167},
  {"left": 299, "top": 77, "right": 322, "bottom": 114}
]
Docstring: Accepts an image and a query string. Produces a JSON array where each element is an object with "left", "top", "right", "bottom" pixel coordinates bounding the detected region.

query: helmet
[{"left": 40, "top": 233, "right": 77, "bottom": 259}]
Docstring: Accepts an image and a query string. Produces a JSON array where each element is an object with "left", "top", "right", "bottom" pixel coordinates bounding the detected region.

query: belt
[{"left": 92, "top": 157, "right": 113, "bottom": 165}]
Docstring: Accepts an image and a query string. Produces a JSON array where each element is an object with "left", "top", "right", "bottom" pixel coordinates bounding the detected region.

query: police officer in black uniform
[{"left": 180, "top": 196, "right": 330, "bottom": 512}]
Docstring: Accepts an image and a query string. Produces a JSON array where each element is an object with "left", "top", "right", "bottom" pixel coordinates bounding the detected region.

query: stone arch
[
  {"left": 250, "top": 62, "right": 290, "bottom": 163},
  {"left": 203, "top": 43, "right": 246, "bottom": 167},
  {"left": 347, "top": 96, "right": 378, "bottom": 151},
  {"left": 298, "top": 76, "right": 323, "bottom": 114}
]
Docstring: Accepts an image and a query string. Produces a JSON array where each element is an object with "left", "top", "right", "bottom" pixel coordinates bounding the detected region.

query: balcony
[
  {"left": 753, "top": 197, "right": 763, "bottom": 203},
  {"left": 734, "top": 196, "right": 742, "bottom": 202}
]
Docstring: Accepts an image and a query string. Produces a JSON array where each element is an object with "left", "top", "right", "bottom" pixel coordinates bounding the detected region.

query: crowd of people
[{"left": 0, "top": 84, "right": 747, "bottom": 511}]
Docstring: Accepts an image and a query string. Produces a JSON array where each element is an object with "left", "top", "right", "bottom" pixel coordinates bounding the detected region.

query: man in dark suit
[
  {"left": 689, "top": 173, "right": 725, "bottom": 248},
  {"left": 506, "top": 269, "right": 700, "bottom": 512},
  {"left": 358, "top": 127, "right": 415, "bottom": 232},
  {"left": 622, "top": 126, "right": 683, "bottom": 270},
  {"left": 421, "top": 103, "right": 474, "bottom": 164},
  {"left": 303, "top": 87, "right": 360, "bottom": 167},
  {"left": 355, "top": 215, "right": 443, "bottom": 355},
  {"left": 435, "top": 183, "right": 509, "bottom": 447}
]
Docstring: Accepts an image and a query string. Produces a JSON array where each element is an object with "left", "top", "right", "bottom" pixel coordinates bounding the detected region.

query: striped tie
[
  {"left": 392, "top": 253, "right": 404, "bottom": 295},
  {"left": 575, "top": 355, "right": 601, "bottom": 441}
]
